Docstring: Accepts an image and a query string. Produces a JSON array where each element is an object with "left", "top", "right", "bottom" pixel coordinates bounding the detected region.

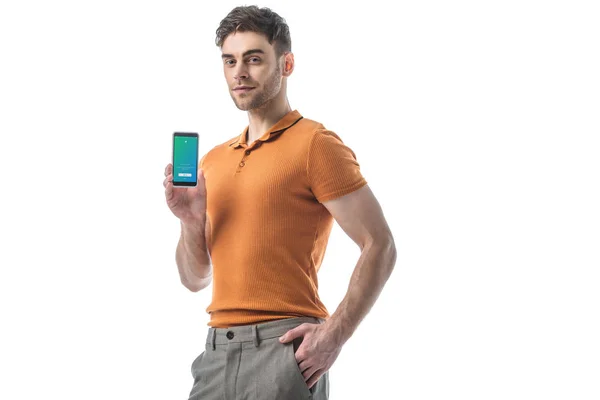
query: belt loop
[
  {"left": 211, "top": 328, "right": 216, "bottom": 351},
  {"left": 252, "top": 325, "right": 259, "bottom": 347}
]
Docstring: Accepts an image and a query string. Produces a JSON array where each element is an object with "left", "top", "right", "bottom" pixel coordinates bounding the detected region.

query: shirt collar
[{"left": 229, "top": 110, "right": 303, "bottom": 149}]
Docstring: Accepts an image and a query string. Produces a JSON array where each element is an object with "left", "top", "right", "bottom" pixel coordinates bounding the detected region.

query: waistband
[{"left": 206, "top": 316, "right": 325, "bottom": 350}]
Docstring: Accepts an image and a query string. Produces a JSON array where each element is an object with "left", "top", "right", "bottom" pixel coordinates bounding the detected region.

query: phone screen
[{"left": 172, "top": 132, "right": 199, "bottom": 186}]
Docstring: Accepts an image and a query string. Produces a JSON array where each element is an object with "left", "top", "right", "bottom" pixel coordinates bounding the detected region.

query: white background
[{"left": 1, "top": 0, "right": 599, "bottom": 399}]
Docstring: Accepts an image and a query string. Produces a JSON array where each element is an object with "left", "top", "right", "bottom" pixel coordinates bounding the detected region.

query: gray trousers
[{"left": 188, "top": 316, "right": 330, "bottom": 400}]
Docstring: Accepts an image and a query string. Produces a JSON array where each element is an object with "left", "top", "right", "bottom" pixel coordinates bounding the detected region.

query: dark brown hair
[{"left": 215, "top": 6, "right": 291, "bottom": 57}]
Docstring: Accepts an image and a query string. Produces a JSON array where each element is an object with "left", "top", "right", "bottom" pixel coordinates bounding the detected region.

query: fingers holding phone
[
  {"left": 164, "top": 132, "right": 206, "bottom": 224},
  {"left": 163, "top": 163, "right": 206, "bottom": 201},
  {"left": 163, "top": 163, "right": 176, "bottom": 201}
]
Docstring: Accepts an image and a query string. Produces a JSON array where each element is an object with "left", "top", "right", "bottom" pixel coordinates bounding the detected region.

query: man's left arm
[{"left": 279, "top": 183, "right": 397, "bottom": 388}]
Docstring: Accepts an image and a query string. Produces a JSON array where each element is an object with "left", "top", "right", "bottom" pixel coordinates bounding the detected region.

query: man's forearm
[
  {"left": 323, "top": 236, "right": 397, "bottom": 346},
  {"left": 176, "top": 217, "right": 212, "bottom": 291}
]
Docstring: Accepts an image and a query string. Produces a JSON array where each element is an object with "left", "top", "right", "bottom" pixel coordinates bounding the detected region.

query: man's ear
[{"left": 283, "top": 52, "right": 295, "bottom": 76}]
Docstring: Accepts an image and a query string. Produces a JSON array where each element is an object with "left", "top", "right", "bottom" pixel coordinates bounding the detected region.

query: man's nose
[{"left": 233, "top": 63, "right": 249, "bottom": 81}]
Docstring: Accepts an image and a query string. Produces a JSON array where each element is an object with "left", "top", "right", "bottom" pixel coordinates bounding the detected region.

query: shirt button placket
[{"left": 237, "top": 148, "right": 249, "bottom": 173}]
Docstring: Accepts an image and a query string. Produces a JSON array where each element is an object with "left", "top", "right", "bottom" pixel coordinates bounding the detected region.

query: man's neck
[{"left": 245, "top": 99, "right": 292, "bottom": 145}]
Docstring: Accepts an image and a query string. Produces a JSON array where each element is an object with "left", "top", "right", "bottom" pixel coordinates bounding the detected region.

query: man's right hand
[{"left": 163, "top": 163, "right": 207, "bottom": 225}]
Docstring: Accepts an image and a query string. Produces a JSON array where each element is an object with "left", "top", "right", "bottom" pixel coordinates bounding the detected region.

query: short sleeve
[{"left": 307, "top": 129, "right": 367, "bottom": 203}]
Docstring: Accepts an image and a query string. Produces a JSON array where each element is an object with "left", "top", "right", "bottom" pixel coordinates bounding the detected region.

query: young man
[{"left": 163, "top": 6, "right": 396, "bottom": 400}]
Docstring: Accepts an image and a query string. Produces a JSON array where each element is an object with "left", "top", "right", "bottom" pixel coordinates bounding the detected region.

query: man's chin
[
  {"left": 233, "top": 100, "right": 262, "bottom": 111},
  {"left": 234, "top": 102, "right": 251, "bottom": 111}
]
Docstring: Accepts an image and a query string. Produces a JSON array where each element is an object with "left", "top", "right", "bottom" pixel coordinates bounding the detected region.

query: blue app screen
[{"left": 173, "top": 135, "right": 198, "bottom": 183}]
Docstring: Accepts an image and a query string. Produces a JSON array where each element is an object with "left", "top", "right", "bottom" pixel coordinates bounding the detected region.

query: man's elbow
[
  {"left": 388, "top": 240, "right": 397, "bottom": 270},
  {"left": 182, "top": 275, "right": 212, "bottom": 292},
  {"left": 379, "top": 234, "right": 397, "bottom": 271}
]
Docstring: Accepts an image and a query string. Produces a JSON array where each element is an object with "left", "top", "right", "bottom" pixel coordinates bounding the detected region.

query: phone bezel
[{"left": 172, "top": 132, "right": 199, "bottom": 187}]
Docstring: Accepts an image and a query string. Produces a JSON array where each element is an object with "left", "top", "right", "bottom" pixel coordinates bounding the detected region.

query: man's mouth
[{"left": 233, "top": 86, "right": 255, "bottom": 93}]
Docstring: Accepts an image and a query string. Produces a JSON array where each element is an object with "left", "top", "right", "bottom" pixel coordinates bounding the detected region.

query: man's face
[{"left": 221, "top": 31, "right": 284, "bottom": 111}]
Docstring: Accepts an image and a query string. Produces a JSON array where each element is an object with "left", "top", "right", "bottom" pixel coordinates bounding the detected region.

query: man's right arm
[{"left": 176, "top": 217, "right": 212, "bottom": 292}]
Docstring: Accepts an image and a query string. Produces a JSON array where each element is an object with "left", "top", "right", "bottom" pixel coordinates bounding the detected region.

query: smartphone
[{"left": 172, "top": 132, "right": 199, "bottom": 187}]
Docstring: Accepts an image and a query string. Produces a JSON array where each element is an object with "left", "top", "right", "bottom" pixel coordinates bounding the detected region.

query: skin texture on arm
[
  {"left": 279, "top": 184, "right": 397, "bottom": 388},
  {"left": 175, "top": 217, "right": 213, "bottom": 292},
  {"left": 163, "top": 164, "right": 213, "bottom": 292},
  {"left": 319, "top": 183, "right": 397, "bottom": 344}
]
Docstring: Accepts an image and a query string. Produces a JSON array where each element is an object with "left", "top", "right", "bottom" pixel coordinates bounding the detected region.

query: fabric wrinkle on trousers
[{"left": 188, "top": 316, "right": 329, "bottom": 400}]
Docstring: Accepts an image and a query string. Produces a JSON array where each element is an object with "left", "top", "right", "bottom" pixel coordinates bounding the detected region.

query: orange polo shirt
[{"left": 199, "top": 110, "right": 367, "bottom": 328}]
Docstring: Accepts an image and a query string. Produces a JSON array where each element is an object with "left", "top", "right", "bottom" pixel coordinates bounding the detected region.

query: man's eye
[
  {"left": 225, "top": 60, "right": 235, "bottom": 66},
  {"left": 248, "top": 57, "right": 260, "bottom": 63}
]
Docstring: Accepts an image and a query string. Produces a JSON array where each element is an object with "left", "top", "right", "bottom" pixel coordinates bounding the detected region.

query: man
[{"left": 163, "top": 6, "right": 396, "bottom": 400}]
